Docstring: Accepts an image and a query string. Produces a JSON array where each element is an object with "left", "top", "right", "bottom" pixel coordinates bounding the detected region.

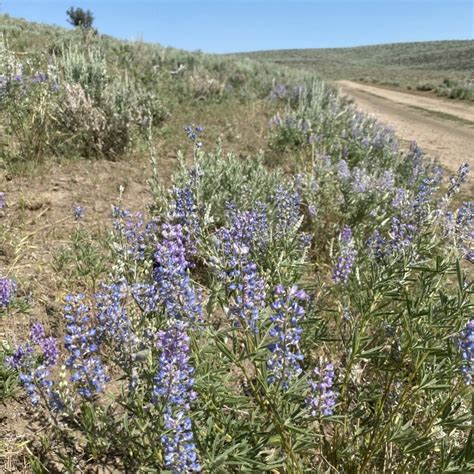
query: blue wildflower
[
  {"left": 95, "top": 282, "right": 139, "bottom": 369},
  {"left": 458, "top": 319, "right": 474, "bottom": 385},
  {"left": 267, "top": 285, "right": 307, "bottom": 389},
  {"left": 448, "top": 163, "right": 470, "bottom": 198},
  {"left": 64, "top": 294, "right": 109, "bottom": 399},
  {"left": 376, "top": 170, "right": 395, "bottom": 192},
  {"left": 112, "top": 207, "right": 158, "bottom": 262},
  {"left": 73, "top": 205, "right": 85, "bottom": 220},
  {"left": 367, "top": 230, "right": 389, "bottom": 260},
  {"left": 332, "top": 226, "right": 357, "bottom": 284},
  {"left": 225, "top": 202, "right": 269, "bottom": 253},
  {"left": 306, "top": 363, "right": 337, "bottom": 417},
  {"left": 269, "top": 83, "right": 288, "bottom": 100},
  {"left": 351, "top": 167, "right": 372, "bottom": 194},
  {"left": 154, "top": 224, "right": 202, "bottom": 322},
  {"left": 272, "top": 184, "right": 302, "bottom": 237},
  {"left": 388, "top": 216, "right": 415, "bottom": 252},
  {"left": 6, "top": 323, "right": 59, "bottom": 406},
  {"left": 184, "top": 125, "right": 204, "bottom": 148},
  {"left": 337, "top": 160, "right": 351, "bottom": 182},
  {"left": 391, "top": 188, "right": 406, "bottom": 209},
  {"left": 214, "top": 229, "right": 266, "bottom": 332},
  {"left": 153, "top": 320, "right": 201, "bottom": 472},
  {"left": 0, "top": 276, "right": 16, "bottom": 308}
]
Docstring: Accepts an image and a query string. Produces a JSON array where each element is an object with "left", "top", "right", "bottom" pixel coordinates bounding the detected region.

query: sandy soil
[{"left": 336, "top": 80, "right": 474, "bottom": 174}]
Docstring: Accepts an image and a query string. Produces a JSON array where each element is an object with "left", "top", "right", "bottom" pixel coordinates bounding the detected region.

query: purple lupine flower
[
  {"left": 367, "top": 230, "right": 389, "bottom": 260},
  {"left": 95, "top": 282, "right": 139, "bottom": 371},
  {"left": 350, "top": 110, "right": 365, "bottom": 139},
  {"left": 267, "top": 285, "right": 307, "bottom": 389},
  {"left": 153, "top": 320, "right": 201, "bottom": 472},
  {"left": 448, "top": 163, "right": 470, "bottom": 198},
  {"left": 226, "top": 202, "right": 269, "bottom": 253},
  {"left": 443, "top": 210, "right": 456, "bottom": 237},
  {"left": 6, "top": 323, "right": 59, "bottom": 407},
  {"left": 340, "top": 226, "right": 352, "bottom": 244},
  {"left": 112, "top": 206, "right": 158, "bottom": 262},
  {"left": 0, "top": 277, "right": 16, "bottom": 308},
  {"left": 153, "top": 321, "right": 196, "bottom": 407},
  {"left": 367, "top": 213, "right": 416, "bottom": 261},
  {"left": 306, "top": 363, "right": 337, "bottom": 416},
  {"left": 18, "top": 372, "right": 42, "bottom": 406},
  {"left": 214, "top": 229, "right": 266, "bottom": 333},
  {"left": 41, "top": 337, "right": 59, "bottom": 367},
  {"left": 388, "top": 216, "right": 415, "bottom": 252},
  {"left": 184, "top": 125, "right": 204, "bottom": 148},
  {"left": 377, "top": 170, "right": 395, "bottom": 192},
  {"left": 132, "top": 282, "right": 160, "bottom": 314},
  {"left": 401, "top": 175, "right": 439, "bottom": 225},
  {"left": 154, "top": 224, "right": 203, "bottom": 322},
  {"left": 351, "top": 167, "right": 372, "bottom": 194},
  {"left": 269, "top": 83, "right": 288, "bottom": 100},
  {"left": 64, "top": 294, "right": 109, "bottom": 399},
  {"left": 332, "top": 227, "right": 357, "bottom": 284},
  {"left": 337, "top": 160, "right": 351, "bottom": 181},
  {"left": 272, "top": 184, "right": 302, "bottom": 237},
  {"left": 332, "top": 247, "right": 357, "bottom": 284},
  {"left": 169, "top": 186, "right": 199, "bottom": 233},
  {"left": 391, "top": 188, "right": 406, "bottom": 209},
  {"left": 30, "top": 321, "right": 45, "bottom": 345},
  {"left": 0, "top": 192, "right": 5, "bottom": 209},
  {"left": 229, "top": 248, "right": 265, "bottom": 333},
  {"left": 32, "top": 72, "right": 47, "bottom": 83},
  {"left": 73, "top": 205, "right": 85, "bottom": 220},
  {"left": 454, "top": 201, "right": 474, "bottom": 263},
  {"left": 5, "top": 343, "right": 34, "bottom": 370},
  {"left": 168, "top": 185, "right": 201, "bottom": 260},
  {"left": 458, "top": 319, "right": 474, "bottom": 385},
  {"left": 407, "top": 141, "right": 424, "bottom": 186},
  {"left": 368, "top": 124, "right": 396, "bottom": 151},
  {"left": 162, "top": 409, "right": 201, "bottom": 472}
]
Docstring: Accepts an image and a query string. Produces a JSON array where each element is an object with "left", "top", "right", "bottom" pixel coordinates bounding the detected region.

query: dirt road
[{"left": 336, "top": 80, "right": 474, "bottom": 174}]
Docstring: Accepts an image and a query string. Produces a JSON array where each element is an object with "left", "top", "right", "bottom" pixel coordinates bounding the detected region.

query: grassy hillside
[
  {"left": 0, "top": 14, "right": 312, "bottom": 172},
  {"left": 238, "top": 40, "right": 474, "bottom": 99}
]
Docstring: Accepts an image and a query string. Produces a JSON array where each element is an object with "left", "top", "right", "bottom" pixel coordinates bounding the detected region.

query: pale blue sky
[{"left": 1, "top": 1, "right": 473, "bottom": 53}]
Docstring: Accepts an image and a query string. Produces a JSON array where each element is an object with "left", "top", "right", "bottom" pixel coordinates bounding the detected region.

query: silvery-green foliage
[
  {"left": 59, "top": 45, "right": 108, "bottom": 105},
  {"left": 9, "top": 137, "right": 472, "bottom": 471}
]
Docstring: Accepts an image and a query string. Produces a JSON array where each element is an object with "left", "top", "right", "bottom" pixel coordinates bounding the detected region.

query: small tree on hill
[{"left": 66, "top": 6, "right": 94, "bottom": 29}]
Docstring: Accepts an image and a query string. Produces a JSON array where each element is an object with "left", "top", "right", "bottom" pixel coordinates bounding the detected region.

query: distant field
[{"left": 237, "top": 41, "right": 474, "bottom": 100}]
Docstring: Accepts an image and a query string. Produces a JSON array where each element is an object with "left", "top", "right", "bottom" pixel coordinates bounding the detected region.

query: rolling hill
[{"left": 237, "top": 40, "right": 474, "bottom": 99}]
